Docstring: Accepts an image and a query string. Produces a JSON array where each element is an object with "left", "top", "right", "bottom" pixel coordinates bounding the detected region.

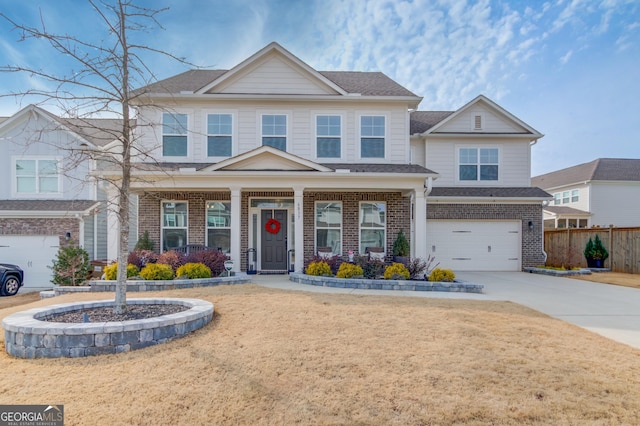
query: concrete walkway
[{"left": 249, "top": 272, "right": 640, "bottom": 350}]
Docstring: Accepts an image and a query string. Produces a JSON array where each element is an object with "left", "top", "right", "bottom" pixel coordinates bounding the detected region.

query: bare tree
[{"left": 1, "top": 1, "right": 191, "bottom": 313}]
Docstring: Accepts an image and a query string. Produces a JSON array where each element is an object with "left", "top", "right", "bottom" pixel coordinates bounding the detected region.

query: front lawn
[{"left": 1, "top": 285, "right": 639, "bottom": 425}]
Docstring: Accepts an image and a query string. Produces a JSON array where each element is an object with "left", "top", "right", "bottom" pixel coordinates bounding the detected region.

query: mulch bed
[{"left": 43, "top": 304, "right": 189, "bottom": 323}]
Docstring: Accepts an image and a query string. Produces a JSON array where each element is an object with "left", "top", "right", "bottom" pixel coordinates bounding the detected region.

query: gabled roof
[
  {"left": 0, "top": 104, "right": 118, "bottom": 148},
  {"left": 420, "top": 95, "right": 543, "bottom": 137},
  {"left": 532, "top": 158, "right": 640, "bottom": 189},
  {"left": 410, "top": 111, "right": 454, "bottom": 134},
  {"left": 135, "top": 43, "right": 419, "bottom": 99},
  {"left": 201, "top": 146, "right": 333, "bottom": 172}
]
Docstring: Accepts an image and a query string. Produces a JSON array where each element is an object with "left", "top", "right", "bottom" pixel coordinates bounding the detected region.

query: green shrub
[
  {"left": 186, "top": 250, "right": 228, "bottom": 277},
  {"left": 336, "top": 262, "right": 363, "bottom": 279},
  {"left": 103, "top": 263, "right": 140, "bottom": 280},
  {"left": 134, "top": 230, "right": 154, "bottom": 251},
  {"left": 306, "top": 261, "right": 332, "bottom": 276},
  {"left": 383, "top": 262, "right": 410, "bottom": 280},
  {"left": 176, "top": 262, "right": 212, "bottom": 279},
  {"left": 139, "top": 263, "right": 174, "bottom": 280},
  {"left": 392, "top": 230, "right": 410, "bottom": 257},
  {"left": 49, "top": 242, "right": 90, "bottom": 286},
  {"left": 428, "top": 268, "right": 455, "bottom": 282}
]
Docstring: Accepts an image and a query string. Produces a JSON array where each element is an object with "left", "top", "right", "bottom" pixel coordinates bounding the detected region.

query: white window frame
[
  {"left": 359, "top": 201, "right": 386, "bottom": 255},
  {"left": 358, "top": 114, "right": 387, "bottom": 160},
  {"left": 206, "top": 200, "right": 231, "bottom": 254},
  {"left": 571, "top": 189, "right": 579, "bottom": 203},
  {"left": 12, "top": 156, "right": 63, "bottom": 198},
  {"left": 161, "top": 201, "right": 188, "bottom": 251},
  {"left": 456, "top": 146, "right": 500, "bottom": 183},
  {"left": 205, "top": 111, "right": 236, "bottom": 159},
  {"left": 315, "top": 201, "right": 342, "bottom": 255},
  {"left": 260, "top": 112, "right": 289, "bottom": 151},
  {"left": 554, "top": 193, "right": 561, "bottom": 206},
  {"left": 314, "top": 114, "right": 343, "bottom": 159},
  {"left": 562, "top": 191, "right": 570, "bottom": 204},
  {"left": 161, "top": 111, "right": 190, "bottom": 159}
]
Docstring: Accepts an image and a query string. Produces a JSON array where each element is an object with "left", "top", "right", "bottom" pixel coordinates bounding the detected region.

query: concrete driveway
[{"left": 456, "top": 271, "right": 640, "bottom": 350}]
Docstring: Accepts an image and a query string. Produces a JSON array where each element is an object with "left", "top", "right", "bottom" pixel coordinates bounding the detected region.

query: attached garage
[
  {"left": 0, "top": 236, "right": 60, "bottom": 290},
  {"left": 426, "top": 220, "right": 521, "bottom": 271}
]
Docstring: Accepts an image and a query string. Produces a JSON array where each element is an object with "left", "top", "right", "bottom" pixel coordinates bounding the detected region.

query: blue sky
[{"left": 0, "top": 0, "right": 638, "bottom": 176}]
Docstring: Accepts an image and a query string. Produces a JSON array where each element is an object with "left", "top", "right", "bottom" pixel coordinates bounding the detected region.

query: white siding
[
  {"left": 590, "top": 182, "right": 640, "bottom": 227},
  {"left": 135, "top": 101, "right": 410, "bottom": 164},
  {"left": 425, "top": 138, "right": 531, "bottom": 186},
  {"left": 0, "top": 114, "right": 94, "bottom": 200},
  {"left": 217, "top": 55, "right": 334, "bottom": 95},
  {"left": 436, "top": 103, "right": 526, "bottom": 133},
  {"left": 547, "top": 183, "right": 590, "bottom": 212}
]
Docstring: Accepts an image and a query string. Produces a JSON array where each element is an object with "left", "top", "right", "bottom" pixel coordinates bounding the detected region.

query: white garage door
[
  {"left": 0, "top": 236, "right": 60, "bottom": 291},
  {"left": 426, "top": 221, "right": 521, "bottom": 271}
]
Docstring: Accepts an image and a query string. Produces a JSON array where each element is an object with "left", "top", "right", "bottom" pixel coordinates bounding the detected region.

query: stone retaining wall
[
  {"left": 3, "top": 298, "right": 213, "bottom": 359},
  {"left": 289, "top": 273, "right": 484, "bottom": 293}
]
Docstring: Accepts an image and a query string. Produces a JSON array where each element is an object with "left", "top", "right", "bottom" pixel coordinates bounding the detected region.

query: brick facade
[
  {"left": 426, "top": 203, "right": 545, "bottom": 268},
  {"left": 137, "top": 190, "right": 410, "bottom": 271},
  {"left": 0, "top": 218, "right": 83, "bottom": 247}
]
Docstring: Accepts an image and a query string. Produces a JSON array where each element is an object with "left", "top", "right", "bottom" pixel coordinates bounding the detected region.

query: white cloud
[{"left": 559, "top": 50, "right": 573, "bottom": 64}]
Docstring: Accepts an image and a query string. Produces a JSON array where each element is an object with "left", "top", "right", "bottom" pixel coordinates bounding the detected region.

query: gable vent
[{"left": 474, "top": 115, "right": 482, "bottom": 130}]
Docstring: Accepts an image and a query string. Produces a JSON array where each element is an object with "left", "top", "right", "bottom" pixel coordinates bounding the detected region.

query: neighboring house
[
  {"left": 532, "top": 158, "right": 640, "bottom": 229},
  {"left": 0, "top": 105, "right": 120, "bottom": 290},
  {"left": 97, "top": 42, "right": 549, "bottom": 273}
]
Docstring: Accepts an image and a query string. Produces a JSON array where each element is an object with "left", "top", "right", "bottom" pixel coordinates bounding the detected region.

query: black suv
[{"left": 0, "top": 263, "right": 24, "bottom": 296}]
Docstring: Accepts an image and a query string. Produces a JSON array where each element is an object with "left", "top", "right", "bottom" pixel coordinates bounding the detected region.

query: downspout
[
  {"left": 541, "top": 200, "right": 550, "bottom": 263},
  {"left": 424, "top": 176, "right": 433, "bottom": 196}
]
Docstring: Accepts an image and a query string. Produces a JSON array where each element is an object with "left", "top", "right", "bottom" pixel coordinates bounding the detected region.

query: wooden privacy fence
[{"left": 544, "top": 227, "right": 640, "bottom": 274}]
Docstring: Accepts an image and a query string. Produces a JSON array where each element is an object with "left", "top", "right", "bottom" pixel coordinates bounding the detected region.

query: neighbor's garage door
[
  {"left": 0, "top": 236, "right": 59, "bottom": 290},
  {"left": 426, "top": 221, "right": 521, "bottom": 271}
]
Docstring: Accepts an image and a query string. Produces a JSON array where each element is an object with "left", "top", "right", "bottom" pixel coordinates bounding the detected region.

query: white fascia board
[{"left": 136, "top": 93, "right": 421, "bottom": 105}]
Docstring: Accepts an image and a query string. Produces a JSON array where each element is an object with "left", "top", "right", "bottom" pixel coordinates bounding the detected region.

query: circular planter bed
[{"left": 2, "top": 298, "right": 213, "bottom": 359}]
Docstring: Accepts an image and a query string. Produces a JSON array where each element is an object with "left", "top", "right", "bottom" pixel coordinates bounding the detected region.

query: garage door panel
[
  {"left": 426, "top": 221, "right": 521, "bottom": 271},
  {"left": 0, "top": 236, "right": 59, "bottom": 290}
]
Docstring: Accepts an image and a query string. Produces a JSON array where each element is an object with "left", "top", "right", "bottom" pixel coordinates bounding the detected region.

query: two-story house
[
  {"left": 100, "top": 42, "right": 549, "bottom": 273},
  {"left": 0, "top": 105, "right": 118, "bottom": 290},
  {"left": 532, "top": 158, "right": 640, "bottom": 228}
]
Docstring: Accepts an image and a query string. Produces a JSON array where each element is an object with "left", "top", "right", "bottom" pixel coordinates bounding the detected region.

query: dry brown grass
[
  {"left": 2, "top": 285, "right": 640, "bottom": 425},
  {"left": 569, "top": 272, "right": 640, "bottom": 289}
]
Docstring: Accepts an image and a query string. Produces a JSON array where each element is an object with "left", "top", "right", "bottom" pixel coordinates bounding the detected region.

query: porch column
[
  {"left": 414, "top": 188, "right": 427, "bottom": 260},
  {"left": 106, "top": 184, "right": 119, "bottom": 261},
  {"left": 294, "top": 186, "right": 304, "bottom": 272},
  {"left": 230, "top": 186, "right": 241, "bottom": 272}
]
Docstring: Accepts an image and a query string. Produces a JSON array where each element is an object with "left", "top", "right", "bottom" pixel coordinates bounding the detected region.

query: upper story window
[
  {"left": 14, "top": 158, "right": 60, "bottom": 195},
  {"left": 316, "top": 115, "right": 341, "bottom": 158},
  {"left": 207, "top": 114, "right": 232, "bottom": 157},
  {"left": 262, "top": 114, "right": 286, "bottom": 151},
  {"left": 555, "top": 189, "right": 579, "bottom": 205},
  {"left": 571, "top": 189, "right": 579, "bottom": 202},
  {"left": 207, "top": 201, "right": 231, "bottom": 253},
  {"left": 459, "top": 147, "right": 499, "bottom": 181},
  {"left": 360, "top": 115, "right": 385, "bottom": 158},
  {"left": 316, "top": 202, "right": 342, "bottom": 255},
  {"left": 162, "top": 113, "right": 188, "bottom": 157},
  {"left": 162, "top": 201, "right": 188, "bottom": 251}
]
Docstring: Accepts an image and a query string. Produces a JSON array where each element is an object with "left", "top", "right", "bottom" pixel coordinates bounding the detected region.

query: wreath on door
[{"left": 265, "top": 218, "right": 281, "bottom": 234}]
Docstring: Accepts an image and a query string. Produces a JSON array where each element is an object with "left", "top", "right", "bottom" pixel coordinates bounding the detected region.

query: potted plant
[
  {"left": 584, "top": 235, "right": 609, "bottom": 268},
  {"left": 392, "top": 229, "right": 410, "bottom": 265}
]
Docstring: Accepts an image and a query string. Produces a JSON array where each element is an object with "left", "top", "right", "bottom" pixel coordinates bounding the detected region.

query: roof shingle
[
  {"left": 429, "top": 187, "right": 551, "bottom": 198},
  {"left": 532, "top": 158, "right": 640, "bottom": 189}
]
